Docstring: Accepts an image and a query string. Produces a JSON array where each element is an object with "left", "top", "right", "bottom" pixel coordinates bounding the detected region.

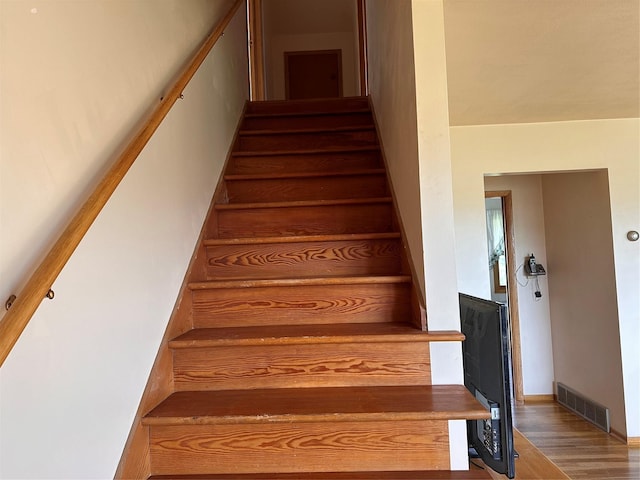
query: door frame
[
  {"left": 357, "top": 0, "right": 368, "bottom": 95},
  {"left": 486, "top": 190, "right": 525, "bottom": 404},
  {"left": 247, "top": 0, "right": 265, "bottom": 100}
]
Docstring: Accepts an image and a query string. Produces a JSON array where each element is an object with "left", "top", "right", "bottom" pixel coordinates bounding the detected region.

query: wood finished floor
[{"left": 478, "top": 401, "right": 639, "bottom": 480}]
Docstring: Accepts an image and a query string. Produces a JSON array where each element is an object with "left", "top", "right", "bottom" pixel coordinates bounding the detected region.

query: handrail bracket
[{"left": 5, "top": 289, "right": 55, "bottom": 311}]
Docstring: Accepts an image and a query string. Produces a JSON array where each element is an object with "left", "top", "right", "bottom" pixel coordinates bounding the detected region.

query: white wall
[
  {"left": 412, "top": 0, "right": 465, "bottom": 467},
  {"left": 365, "top": 0, "right": 423, "bottom": 290},
  {"left": 0, "top": 0, "right": 237, "bottom": 305},
  {"left": 484, "top": 175, "right": 555, "bottom": 396},
  {"left": 0, "top": 1, "right": 249, "bottom": 477},
  {"left": 542, "top": 170, "right": 626, "bottom": 435},
  {"left": 367, "top": 0, "right": 467, "bottom": 468},
  {"left": 411, "top": 0, "right": 460, "bottom": 334},
  {"left": 451, "top": 118, "right": 640, "bottom": 438}
]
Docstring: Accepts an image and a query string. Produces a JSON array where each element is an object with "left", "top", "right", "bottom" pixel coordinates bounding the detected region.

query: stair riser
[
  {"left": 191, "top": 283, "right": 412, "bottom": 328},
  {"left": 245, "top": 98, "right": 369, "bottom": 115},
  {"left": 228, "top": 151, "right": 382, "bottom": 175},
  {"left": 215, "top": 203, "right": 394, "bottom": 238},
  {"left": 173, "top": 342, "right": 431, "bottom": 391},
  {"left": 235, "top": 130, "right": 377, "bottom": 152},
  {"left": 149, "top": 421, "right": 450, "bottom": 475},
  {"left": 205, "top": 238, "right": 402, "bottom": 280},
  {"left": 225, "top": 174, "right": 388, "bottom": 203},
  {"left": 242, "top": 112, "right": 373, "bottom": 131}
]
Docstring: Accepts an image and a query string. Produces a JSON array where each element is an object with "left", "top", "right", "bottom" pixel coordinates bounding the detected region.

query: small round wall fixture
[{"left": 627, "top": 230, "right": 640, "bottom": 242}]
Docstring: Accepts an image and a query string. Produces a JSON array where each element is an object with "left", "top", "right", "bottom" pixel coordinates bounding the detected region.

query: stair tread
[
  {"left": 148, "top": 470, "right": 492, "bottom": 479},
  {"left": 169, "top": 323, "right": 464, "bottom": 348},
  {"left": 188, "top": 275, "right": 411, "bottom": 290},
  {"left": 238, "top": 125, "right": 375, "bottom": 136},
  {"left": 232, "top": 145, "right": 380, "bottom": 157},
  {"left": 203, "top": 232, "right": 400, "bottom": 246},
  {"left": 224, "top": 168, "right": 385, "bottom": 182},
  {"left": 244, "top": 107, "right": 371, "bottom": 119},
  {"left": 227, "top": 152, "right": 382, "bottom": 176},
  {"left": 143, "top": 385, "right": 489, "bottom": 426},
  {"left": 244, "top": 97, "right": 369, "bottom": 115},
  {"left": 214, "top": 197, "right": 392, "bottom": 211}
]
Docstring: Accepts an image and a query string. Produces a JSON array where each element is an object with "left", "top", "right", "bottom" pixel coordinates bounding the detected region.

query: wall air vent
[{"left": 557, "top": 382, "right": 610, "bottom": 433}]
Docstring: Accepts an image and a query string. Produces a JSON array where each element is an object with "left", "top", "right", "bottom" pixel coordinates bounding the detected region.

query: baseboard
[
  {"left": 627, "top": 437, "right": 640, "bottom": 447},
  {"left": 524, "top": 394, "right": 555, "bottom": 403},
  {"left": 611, "top": 428, "right": 640, "bottom": 446}
]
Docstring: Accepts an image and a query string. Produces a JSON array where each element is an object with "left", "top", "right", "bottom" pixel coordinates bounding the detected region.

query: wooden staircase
[{"left": 138, "top": 97, "right": 489, "bottom": 479}]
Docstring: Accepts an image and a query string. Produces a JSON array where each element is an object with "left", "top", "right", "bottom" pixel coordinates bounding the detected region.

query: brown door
[{"left": 284, "top": 49, "right": 343, "bottom": 100}]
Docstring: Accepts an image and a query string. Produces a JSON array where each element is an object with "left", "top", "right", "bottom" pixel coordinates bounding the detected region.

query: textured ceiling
[{"left": 443, "top": 0, "right": 640, "bottom": 125}]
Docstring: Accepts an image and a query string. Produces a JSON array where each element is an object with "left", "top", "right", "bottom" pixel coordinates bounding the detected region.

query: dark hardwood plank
[
  {"left": 214, "top": 197, "right": 393, "bottom": 211},
  {"left": 513, "top": 402, "right": 640, "bottom": 480},
  {"left": 241, "top": 110, "right": 373, "bottom": 131},
  {"left": 234, "top": 128, "right": 377, "bottom": 152},
  {"left": 143, "top": 385, "right": 489, "bottom": 425},
  {"left": 476, "top": 429, "right": 570, "bottom": 480},
  {"left": 239, "top": 124, "right": 374, "bottom": 136},
  {"left": 150, "top": 470, "right": 492, "bottom": 479},
  {"left": 169, "top": 327, "right": 463, "bottom": 392},
  {"left": 149, "top": 420, "right": 450, "bottom": 474},
  {"left": 204, "top": 236, "right": 401, "bottom": 280},
  {"left": 232, "top": 145, "right": 381, "bottom": 157},
  {"left": 203, "top": 232, "right": 400, "bottom": 246},
  {"left": 172, "top": 341, "right": 431, "bottom": 391},
  {"left": 224, "top": 171, "right": 388, "bottom": 203},
  {"left": 189, "top": 279, "right": 413, "bottom": 328},
  {"left": 245, "top": 96, "right": 369, "bottom": 115},
  {"left": 227, "top": 150, "right": 382, "bottom": 175},
  {"left": 224, "top": 168, "right": 385, "bottom": 181},
  {"left": 188, "top": 275, "right": 412, "bottom": 289},
  {"left": 215, "top": 199, "right": 394, "bottom": 239},
  {"left": 169, "top": 323, "right": 463, "bottom": 348}
]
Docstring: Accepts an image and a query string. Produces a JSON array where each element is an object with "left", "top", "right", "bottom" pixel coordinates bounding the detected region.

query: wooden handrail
[{"left": 0, "top": 0, "right": 244, "bottom": 368}]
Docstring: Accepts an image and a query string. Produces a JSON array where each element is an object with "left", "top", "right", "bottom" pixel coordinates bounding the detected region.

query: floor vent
[{"left": 557, "top": 382, "right": 610, "bottom": 432}]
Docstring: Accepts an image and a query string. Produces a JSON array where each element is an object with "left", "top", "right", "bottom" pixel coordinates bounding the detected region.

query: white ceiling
[
  {"left": 443, "top": 0, "right": 639, "bottom": 125},
  {"left": 262, "top": 0, "right": 639, "bottom": 126}
]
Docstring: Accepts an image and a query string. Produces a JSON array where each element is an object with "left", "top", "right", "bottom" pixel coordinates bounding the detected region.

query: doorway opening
[
  {"left": 485, "top": 191, "right": 524, "bottom": 404},
  {"left": 248, "top": 0, "right": 367, "bottom": 100}
]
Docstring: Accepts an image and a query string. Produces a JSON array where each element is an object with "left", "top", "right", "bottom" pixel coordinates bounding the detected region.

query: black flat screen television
[{"left": 459, "top": 293, "right": 516, "bottom": 478}]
